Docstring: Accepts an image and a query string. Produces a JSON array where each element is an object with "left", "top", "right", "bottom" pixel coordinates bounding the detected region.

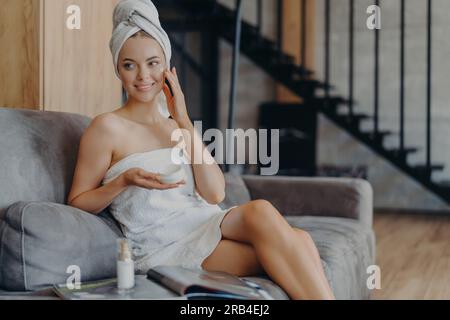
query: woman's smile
[{"left": 135, "top": 82, "right": 155, "bottom": 92}]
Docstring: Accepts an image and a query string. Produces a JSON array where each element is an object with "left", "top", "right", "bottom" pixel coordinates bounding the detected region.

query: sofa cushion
[
  {"left": 0, "top": 201, "right": 122, "bottom": 291},
  {"left": 286, "top": 215, "right": 376, "bottom": 299},
  {"left": 0, "top": 108, "right": 91, "bottom": 218},
  {"left": 219, "top": 173, "right": 251, "bottom": 210}
]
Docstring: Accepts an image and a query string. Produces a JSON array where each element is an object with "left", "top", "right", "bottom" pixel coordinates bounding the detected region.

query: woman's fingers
[
  {"left": 139, "top": 170, "right": 161, "bottom": 181},
  {"left": 136, "top": 177, "right": 179, "bottom": 190},
  {"left": 152, "top": 182, "right": 181, "bottom": 190},
  {"left": 156, "top": 178, "right": 186, "bottom": 188},
  {"left": 164, "top": 84, "right": 176, "bottom": 108},
  {"left": 162, "top": 84, "right": 171, "bottom": 98},
  {"left": 165, "top": 68, "right": 182, "bottom": 93},
  {"left": 130, "top": 169, "right": 184, "bottom": 190},
  {"left": 163, "top": 83, "right": 173, "bottom": 95},
  {"left": 162, "top": 85, "right": 174, "bottom": 112},
  {"left": 150, "top": 177, "right": 187, "bottom": 190}
]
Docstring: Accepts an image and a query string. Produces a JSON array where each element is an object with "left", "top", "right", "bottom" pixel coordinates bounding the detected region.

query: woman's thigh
[{"left": 201, "top": 239, "right": 264, "bottom": 277}]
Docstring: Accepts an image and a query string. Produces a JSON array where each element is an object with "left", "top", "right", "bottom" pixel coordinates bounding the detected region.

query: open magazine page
[{"left": 147, "top": 266, "right": 274, "bottom": 300}]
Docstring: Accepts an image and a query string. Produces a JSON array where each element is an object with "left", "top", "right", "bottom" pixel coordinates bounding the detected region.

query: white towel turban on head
[{"left": 110, "top": 0, "right": 172, "bottom": 117}]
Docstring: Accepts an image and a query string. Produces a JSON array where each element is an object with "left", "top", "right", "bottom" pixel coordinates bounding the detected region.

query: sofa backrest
[{"left": 0, "top": 108, "right": 91, "bottom": 218}]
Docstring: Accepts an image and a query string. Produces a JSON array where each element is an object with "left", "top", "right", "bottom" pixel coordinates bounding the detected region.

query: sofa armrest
[{"left": 241, "top": 175, "right": 373, "bottom": 228}]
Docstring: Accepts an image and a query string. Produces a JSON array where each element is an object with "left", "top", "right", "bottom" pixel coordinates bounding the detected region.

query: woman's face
[{"left": 118, "top": 36, "right": 167, "bottom": 104}]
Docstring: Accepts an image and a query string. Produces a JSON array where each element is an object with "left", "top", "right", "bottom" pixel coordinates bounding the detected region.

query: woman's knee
[
  {"left": 243, "top": 200, "right": 276, "bottom": 224},
  {"left": 243, "top": 200, "right": 292, "bottom": 238},
  {"left": 293, "top": 228, "right": 315, "bottom": 247}
]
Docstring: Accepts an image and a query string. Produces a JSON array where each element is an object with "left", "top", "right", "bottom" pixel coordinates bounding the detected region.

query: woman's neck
[{"left": 121, "top": 97, "right": 166, "bottom": 125}]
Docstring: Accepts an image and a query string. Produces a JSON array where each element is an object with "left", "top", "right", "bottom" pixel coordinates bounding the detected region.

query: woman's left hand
[{"left": 163, "top": 67, "right": 189, "bottom": 124}]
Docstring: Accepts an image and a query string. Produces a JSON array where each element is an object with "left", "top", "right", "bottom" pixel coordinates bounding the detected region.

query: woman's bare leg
[
  {"left": 205, "top": 200, "right": 335, "bottom": 300},
  {"left": 292, "top": 228, "right": 334, "bottom": 298}
]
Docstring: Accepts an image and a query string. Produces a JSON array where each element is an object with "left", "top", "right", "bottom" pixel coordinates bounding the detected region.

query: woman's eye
[
  {"left": 123, "top": 63, "right": 134, "bottom": 70},
  {"left": 149, "top": 61, "right": 159, "bottom": 67}
]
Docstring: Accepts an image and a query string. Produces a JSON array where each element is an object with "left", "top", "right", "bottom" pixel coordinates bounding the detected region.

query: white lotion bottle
[{"left": 117, "top": 238, "right": 135, "bottom": 290}]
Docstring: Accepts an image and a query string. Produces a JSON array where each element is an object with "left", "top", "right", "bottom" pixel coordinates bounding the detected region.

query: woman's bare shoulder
[
  {"left": 85, "top": 111, "right": 124, "bottom": 137},
  {"left": 76, "top": 112, "right": 126, "bottom": 163}
]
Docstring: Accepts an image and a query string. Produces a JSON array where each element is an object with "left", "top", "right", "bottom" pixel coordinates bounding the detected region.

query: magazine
[{"left": 146, "top": 265, "right": 274, "bottom": 300}]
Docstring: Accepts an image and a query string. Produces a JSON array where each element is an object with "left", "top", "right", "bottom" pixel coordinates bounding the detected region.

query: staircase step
[
  {"left": 240, "top": 36, "right": 282, "bottom": 56},
  {"left": 237, "top": 38, "right": 316, "bottom": 79},
  {"left": 269, "top": 51, "right": 296, "bottom": 65},
  {"left": 435, "top": 182, "right": 450, "bottom": 199},
  {"left": 275, "top": 61, "right": 305, "bottom": 77},
  {"left": 350, "top": 113, "right": 371, "bottom": 120},
  {"left": 274, "top": 62, "right": 316, "bottom": 79},
  {"left": 414, "top": 164, "right": 445, "bottom": 171},
  {"left": 243, "top": 24, "right": 261, "bottom": 37},
  {"left": 291, "top": 66, "right": 315, "bottom": 78},
  {"left": 435, "top": 181, "right": 450, "bottom": 197},
  {"left": 239, "top": 30, "right": 315, "bottom": 76},
  {"left": 335, "top": 113, "right": 371, "bottom": 128},
  {"left": 436, "top": 181, "right": 450, "bottom": 188},
  {"left": 310, "top": 97, "right": 353, "bottom": 112},
  {"left": 386, "top": 147, "right": 419, "bottom": 162},
  {"left": 361, "top": 130, "right": 394, "bottom": 145},
  {"left": 287, "top": 79, "right": 323, "bottom": 98},
  {"left": 412, "top": 164, "right": 445, "bottom": 180}
]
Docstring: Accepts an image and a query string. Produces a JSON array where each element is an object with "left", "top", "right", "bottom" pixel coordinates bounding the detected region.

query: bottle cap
[{"left": 117, "top": 238, "right": 132, "bottom": 261}]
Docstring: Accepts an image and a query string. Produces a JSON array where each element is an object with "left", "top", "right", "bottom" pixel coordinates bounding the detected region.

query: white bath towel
[{"left": 109, "top": 0, "right": 172, "bottom": 77}]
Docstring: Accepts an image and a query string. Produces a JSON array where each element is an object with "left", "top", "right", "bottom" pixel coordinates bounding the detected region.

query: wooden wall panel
[
  {"left": 276, "top": 0, "right": 316, "bottom": 103},
  {"left": 0, "top": 0, "right": 40, "bottom": 109},
  {"left": 44, "top": 0, "right": 122, "bottom": 117}
]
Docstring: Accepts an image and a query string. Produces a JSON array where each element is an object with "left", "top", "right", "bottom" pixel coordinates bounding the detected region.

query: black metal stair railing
[
  {"left": 426, "top": 0, "right": 433, "bottom": 176},
  {"left": 400, "top": 0, "right": 405, "bottom": 159},
  {"left": 324, "top": 0, "right": 331, "bottom": 101},
  {"left": 155, "top": 0, "right": 450, "bottom": 204},
  {"left": 374, "top": 0, "right": 380, "bottom": 136},
  {"left": 348, "top": 0, "right": 354, "bottom": 117}
]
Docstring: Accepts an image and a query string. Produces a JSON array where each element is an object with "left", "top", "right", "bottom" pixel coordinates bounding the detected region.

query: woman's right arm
[
  {"left": 67, "top": 114, "right": 125, "bottom": 214},
  {"left": 68, "top": 174, "right": 128, "bottom": 215},
  {"left": 67, "top": 114, "right": 183, "bottom": 215}
]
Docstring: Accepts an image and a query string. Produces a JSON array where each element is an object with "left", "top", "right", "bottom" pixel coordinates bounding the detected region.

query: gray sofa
[{"left": 0, "top": 107, "right": 376, "bottom": 299}]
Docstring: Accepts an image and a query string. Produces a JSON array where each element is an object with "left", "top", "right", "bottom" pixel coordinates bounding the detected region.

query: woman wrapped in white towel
[{"left": 67, "top": 0, "right": 334, "bottom": 300}]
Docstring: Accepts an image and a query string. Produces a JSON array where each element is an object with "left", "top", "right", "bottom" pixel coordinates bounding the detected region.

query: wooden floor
[{"left": 371, "top": 210, "right": 450, "bottom": 300}]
